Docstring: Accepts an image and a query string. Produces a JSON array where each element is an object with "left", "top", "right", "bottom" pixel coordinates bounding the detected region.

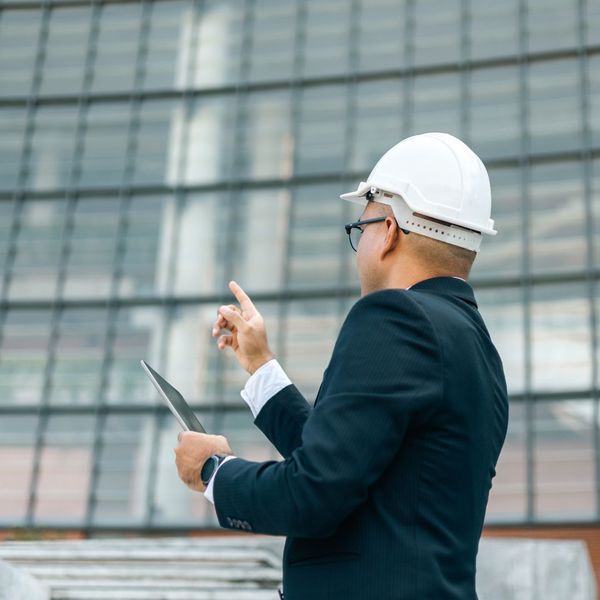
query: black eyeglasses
[{"left": 344, "top": 217, "right": 410, "bottom": 252}]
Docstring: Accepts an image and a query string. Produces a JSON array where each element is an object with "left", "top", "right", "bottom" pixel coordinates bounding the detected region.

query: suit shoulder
[{"left": 347, "top": 288, "right": 428, "bottom": 322}]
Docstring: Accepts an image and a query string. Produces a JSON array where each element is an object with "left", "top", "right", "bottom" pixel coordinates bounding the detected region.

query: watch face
[{"left": 201, "top": 456, "right": 217, "bottom": 484}]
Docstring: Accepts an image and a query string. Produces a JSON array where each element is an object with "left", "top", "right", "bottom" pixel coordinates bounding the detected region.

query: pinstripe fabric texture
[{"left": 213, "top": 276, "right": 509, "bottom": 600}]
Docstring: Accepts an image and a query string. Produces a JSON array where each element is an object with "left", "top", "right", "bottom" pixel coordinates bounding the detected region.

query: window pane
[
  {"left": 351, "top": 79, "right": 403, "bottom": 172},
  {"left": 283, "top": 298, "right": 341, "bottom": 400},
  {"left": 477, "top": 287, "right": 525, "bottom": 396},
  {"left": 8, "top": 199, "right": 67, "bottom": 301},
  {"left": 413, "top": 0, "right": 461, "bottom": 67},
  {"left": 92, "top": 413, "right": 153, "bottom": 525},
  {"left": 80, "top": 102, "right": 131, "bottom": 187},
  {"left": 357, "top": 0, "right": 405, "bottom": 72},
  {"left": 0, "top": 414, "right": 38, "bottom": 523},
  {"left": 105, "top": 306, "right": 163, "bottom": 405},
  {"left": 34, "top": 414, "right": 95, "bottom": 523},
  {"left": 411, "top": 72, "right": 462, "bottom": 138},
  {"left": 0, "top": 9, "right": 41, "bottom": 97},
  {"left": 301, "top": 0, "right": 351, "bottom": 78},
  {"left": 526, "top": 0, "right": 579, "bottom": 53},
  {"left": 192, "top": 0, "right": 244, "bottom": 89},
  {"left": 229, "top": 189, "right": 288, "bottom": 293},
  {"left": 91, "top": 3, "right": 142, "bottom": 93},
  {"left": 238, "top": 89, "right": 292, "bottom": 180},
  {"left": 529, "top": 162, "right": 586, "bottom": 275},
  {"left": 528, "top": 59, "right": 582, "bottom": 154},
  {"left": 49, "top": 308, "right": 108, "bottom": 406},
  {"left": 164, "top": 304, "right": 219, "bottom": 405},
  {"left": 248, "top": 0, "right": 296, "bottom": 83},
  {"left": 485, "top": 402, "right": 526, "bottom": 522},
  {"left": 589, "top": 55, "right": 600, "bottom": 149},
  {"left": 27, "top": 105, "right": 79, "bottom": 191},
  {"left": 142, "top": 0, "right": 190, "bottom": 91},
  {"left": 469, "top": 65, "right": 520, "bottom": 161},
  {"left": 40, "top": 6, "right": 91, "bottom": 95},
  {"left": 287, "top": 184, "right": 345, "bottom": 290},
  {"left": 471, "top": 167, "right": 523, "bottom": 280},
  {"left": 296, "top": 85, "right": 348, "bottom": 175},
  {"left": 0, "top": 200, "right": 16, "bottom": 268},
  {"left": 534, "top": 400, "right": 595, "bottom": 520},
  {"left": 469, "top": 0, "right": 519, "bottom": 60},
  {"left": 531, "top": 284, "right": 591, "bottom": 392},
  {"left": 184, "top": 95, "right": 237, "bottom": 185},
  {"left": 0, "top": 309, "right": 52, "bottom": 405},
  {"left": 64, "top": 197, "right": 120, "bottom": 299},
  {"left": 172, "top": 193, "right": 228, "bottom": 296},
  {"left": 119, "top": 195, "right": 171, "bottom": 298},
  {"left": 0, "top": 108, "right": 27, "bottom": 190},
  {"left": 132, "top": 100, "right": 179, "bottom": 186}
]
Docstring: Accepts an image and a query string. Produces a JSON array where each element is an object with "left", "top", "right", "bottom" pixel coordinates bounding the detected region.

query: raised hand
[{"left": 212, "top": 281, "right": 274, "bottom": 375}]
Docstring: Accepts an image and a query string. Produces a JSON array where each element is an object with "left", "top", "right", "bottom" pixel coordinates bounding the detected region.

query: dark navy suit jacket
[{"left": 213, "top": 276, "right": 509, "bottom": 599}]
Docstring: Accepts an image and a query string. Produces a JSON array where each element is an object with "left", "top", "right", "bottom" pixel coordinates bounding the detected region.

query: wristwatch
[{"left": 200, "top": 453, "right": 229, "bottom": 486}]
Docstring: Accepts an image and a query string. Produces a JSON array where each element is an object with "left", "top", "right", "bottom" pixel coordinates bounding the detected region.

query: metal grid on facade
[{"left": 0, "top": 0, "right": 599, "bottom": 530}]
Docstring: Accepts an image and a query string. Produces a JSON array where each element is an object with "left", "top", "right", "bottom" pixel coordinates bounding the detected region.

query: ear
[{"left": 379, "top": 216, "right": 400, "bottom": 261}]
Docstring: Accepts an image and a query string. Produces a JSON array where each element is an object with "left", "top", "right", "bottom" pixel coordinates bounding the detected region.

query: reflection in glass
[
  {"left": 40, "top": 6, "right": 91, "bottom": 95},
  {"left": 27, "top": 105, "right": 79, "bottom": 191},
  {"left": 477, "top": 287, "right": 525, "bottom": 395},
  {"left": 248, "top": 0, "right": 296, "bottom": 83},
  {"left": 528, "top": 59, "right": 582, "bottom": 154},
  {"left": 91, "top": 413, "right": 153, "bottom": 525},
  {"left": 0, "top": 108, "right": 27, "bottom": 190},
  {"left": 352, "top": 79, "right": 403, "bottom": 172},
  {"left": 106, "top": 307, "right": 163, "bottom": 405},
  {"left": 34, "top": 414, "right": 95, "bottom": 523},
  {"left": 283, "top": 298, "right": 341, "bottom": 400},
  {"left": 0, "top": 310, "right": 51, "bottom": 405},
  {"left": 533, "top": 400, "right": 595, "bottom": 519},
  {"left": 8, "top": 199, "right": 67, "bottom": 300},
  {"left": 469, "top": 65, "right": 520, "bottom": 160},
  {"left": 287, "top": 184, "right": 346, "bottom": 289},
  {"left": 529, "top": 161, "right": 586, "bottom": 275},
  {"left": 238, "top": 90, "right": 293, "bottom": 180},
  {"left": 357, "top": 0, "right": 405, "bottom": 72},
  {"left": 486, "top": 402, "right": 526, "bottom": 521},
  {"left": 0, "top": 9, "right": 41, "bottom": 97},
  {"left": 302, "top": 0, "right": 351, "bottom": 78},
  {"left": 49, "top": 308, "right": 107, "bottom": 405},
  {"left": 471, "top": 167, "right": 522, "bottom": 280},
  {"left": 296, "top": 85, "right": 348, "bottom": 175},
  {"left": 79, "top": 103, "right": 131, "bottom": 187},
  {"left": 531, "top": 284, "right": 591, "bottom": 392},
  {"left": 91, "top": 3, "right": 142, "bottom": 93},
  {"left": 0, "top": 415, "right": 38, "bottom": 523},
  {"left": 64, "top": 197, "right": 120, "bottom": 299}
]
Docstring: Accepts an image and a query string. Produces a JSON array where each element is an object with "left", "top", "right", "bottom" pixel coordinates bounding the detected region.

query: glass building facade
[{"left": 0, "top": 0, "right": 599, "bottom": 530}]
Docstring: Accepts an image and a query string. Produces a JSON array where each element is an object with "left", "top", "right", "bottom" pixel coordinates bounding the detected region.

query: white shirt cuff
[
  {"left": 240, "top": 358, "right": 292, "bottom": 419},
  {"left": 204, "top": 455, "right": 237, "bottom": 504}
]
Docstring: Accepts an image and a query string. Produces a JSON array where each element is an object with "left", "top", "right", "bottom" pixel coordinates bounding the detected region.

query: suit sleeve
[
  {"left": 212, "top": 289, "right": 442, "bottom": 538},
  {"left": 253, "top": 383, "right": 312, "bottom": 459}
]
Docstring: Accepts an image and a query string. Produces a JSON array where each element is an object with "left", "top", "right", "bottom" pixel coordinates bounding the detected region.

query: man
[{"left": 174, "top": 132, "right": 509, "bottom": 599}]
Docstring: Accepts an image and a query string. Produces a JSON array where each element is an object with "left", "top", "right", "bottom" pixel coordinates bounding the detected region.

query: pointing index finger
[{"left": 229, "top": 281, "right": 255, "bottom": 315}]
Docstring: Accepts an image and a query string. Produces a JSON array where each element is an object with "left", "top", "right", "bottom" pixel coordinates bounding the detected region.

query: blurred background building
[{"left": 0, "top": 0, "right": 599, "bottom": 569}]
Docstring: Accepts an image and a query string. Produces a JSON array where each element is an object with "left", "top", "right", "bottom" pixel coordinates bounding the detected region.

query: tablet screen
[{"left": 140, "top": 360, "right": 207, "bottom": 433}]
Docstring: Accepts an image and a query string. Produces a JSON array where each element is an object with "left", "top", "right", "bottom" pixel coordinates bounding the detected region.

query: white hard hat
[{"left": 340, "top": 132, "right": 497, "bottom": 252}]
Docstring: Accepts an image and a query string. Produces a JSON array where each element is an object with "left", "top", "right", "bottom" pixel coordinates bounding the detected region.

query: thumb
[{"left": 219, "top": 305, "right": 245, "bottom": 328}]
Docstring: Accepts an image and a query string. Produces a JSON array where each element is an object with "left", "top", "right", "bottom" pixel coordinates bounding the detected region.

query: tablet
[{"left": 140, "top": 360, "right": 207, "bottom": 433}]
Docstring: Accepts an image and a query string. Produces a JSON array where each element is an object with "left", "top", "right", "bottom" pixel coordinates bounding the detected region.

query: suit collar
[{"left": 408, "top": 276, "right": 478, "bottom": 308}]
